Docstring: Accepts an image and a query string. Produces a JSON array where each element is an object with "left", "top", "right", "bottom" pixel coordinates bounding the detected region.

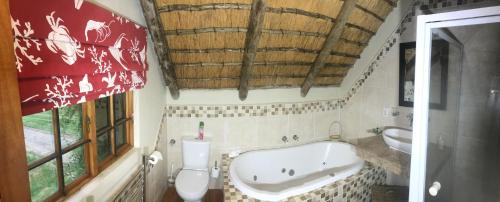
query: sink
[{"left": 382, "top": 128, "right": 412, "bottom": 154}]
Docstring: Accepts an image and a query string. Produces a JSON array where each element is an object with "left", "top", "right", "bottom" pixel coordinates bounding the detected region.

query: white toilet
[{"left": 175, "top": 137, "right": 210, "bottom": 202}]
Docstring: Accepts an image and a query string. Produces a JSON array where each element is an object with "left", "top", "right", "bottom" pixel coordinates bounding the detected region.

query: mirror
[{"left": 399, "top": 40, "right": 449, "bottom": 110}]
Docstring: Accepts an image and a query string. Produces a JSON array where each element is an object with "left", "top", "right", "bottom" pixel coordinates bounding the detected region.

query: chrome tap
[
  {"left": 407, "top": 112, "right": 414, "bottom": 127},
  {"left": 292, "top": 135, "right": 299, "bottom": 141},
  {"left": 282, "top": 136, "right": 288, "bottom": 143},
  {"left": 367, "top": 127, "right": 384, "bottom": 135}
]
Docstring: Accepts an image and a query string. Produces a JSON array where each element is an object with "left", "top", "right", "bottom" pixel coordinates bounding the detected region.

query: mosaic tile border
[
  {"left": 166, "top": 100, "right": 341, "bottom": 118},
  {"left": 166, "top": 0, "right": 490, "bottom": 119},
  {"left": 222, "top": 154, "right": 387, "bottom": 202}
]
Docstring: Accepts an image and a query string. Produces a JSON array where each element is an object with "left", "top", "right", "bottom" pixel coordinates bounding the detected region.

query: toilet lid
[{"left": 175, "top": 170, "right": 209, "bottom": 196}]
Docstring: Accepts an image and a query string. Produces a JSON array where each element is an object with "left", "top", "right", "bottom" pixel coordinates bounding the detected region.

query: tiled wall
[
  {"left": 145, "top": 110, "right": 169, "bottom": 202},
  {"left": 166, "top": 101, "right": 341, "bottom": 188}
]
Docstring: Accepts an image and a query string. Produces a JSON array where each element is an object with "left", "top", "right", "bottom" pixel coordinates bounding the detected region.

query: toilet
[{"left": 175, "top": 137, "right": 210, "bottom": 202}]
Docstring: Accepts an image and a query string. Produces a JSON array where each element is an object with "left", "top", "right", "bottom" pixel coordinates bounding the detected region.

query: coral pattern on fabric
[{"left": 9, "top": 0, "right": 148, "bottom": 115}]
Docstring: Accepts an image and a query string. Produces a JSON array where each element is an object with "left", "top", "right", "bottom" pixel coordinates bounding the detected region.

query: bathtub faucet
[
  {"left": 282, "top": 136, "right": 288, "bottom": 143},
  {"left": 292, "top": 135, "right": 299, "bottom": 141}
]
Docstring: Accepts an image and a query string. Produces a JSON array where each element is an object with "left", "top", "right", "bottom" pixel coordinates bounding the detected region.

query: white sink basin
[{"left": 382, "top": 128, "right": 412, "bottom": 154}]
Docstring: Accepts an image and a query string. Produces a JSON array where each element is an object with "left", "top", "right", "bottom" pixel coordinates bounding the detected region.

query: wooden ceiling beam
[
  {"left": 239, "top": 0, "right": 266, "bottom": 100},
  {"left": 140, "top": 0, "right": 180, "bottom": 99},
  {"left": 301, "top": 0, "right": 358, "bottom": 97}
]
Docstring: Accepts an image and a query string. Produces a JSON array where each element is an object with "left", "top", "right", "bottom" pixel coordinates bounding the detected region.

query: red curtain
[{"left": 10, "top": 0, "right": 148, "bottom": 116}]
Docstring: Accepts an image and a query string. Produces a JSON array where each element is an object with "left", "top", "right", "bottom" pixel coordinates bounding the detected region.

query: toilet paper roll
[
  {"left": 148, "top": 151, "right": 163, "bottom": 165},
  {"left": 211, "top": 167, "right": 220, "bottom": 178}
]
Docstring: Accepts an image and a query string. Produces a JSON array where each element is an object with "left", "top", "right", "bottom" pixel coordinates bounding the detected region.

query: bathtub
[{"left": 229, "top": 141, "right": 365, "bottom": 201}]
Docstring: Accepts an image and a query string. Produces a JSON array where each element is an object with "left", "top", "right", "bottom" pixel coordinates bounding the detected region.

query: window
[
  {"left": 22, "top": 92, "right": 133, "bottom": 201},
  {"left": 93, "top": 92, "right": 134, "bottom": 170}
]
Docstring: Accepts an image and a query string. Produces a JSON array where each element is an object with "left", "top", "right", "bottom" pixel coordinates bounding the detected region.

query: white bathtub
[{"left": 229, "top": 141, "right": 364, "bottom": 201}]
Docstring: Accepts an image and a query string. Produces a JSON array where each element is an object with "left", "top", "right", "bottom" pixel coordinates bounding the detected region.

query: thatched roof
[{"left": 140, "top": 0, "right": 396, "bottom": 99}]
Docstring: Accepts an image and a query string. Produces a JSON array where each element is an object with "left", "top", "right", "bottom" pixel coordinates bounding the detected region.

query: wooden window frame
[
  {"left": 88, "top": 92, "right": 134, "bottom": 173},
  {"left": 23, "top": 92, "right": 134, "bottom": 201},
  {"left": 25, "top": 104, "right": 91, "bottom": 201}
]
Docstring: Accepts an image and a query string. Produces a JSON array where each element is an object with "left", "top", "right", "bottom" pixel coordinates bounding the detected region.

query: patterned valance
[{"left": 10, "top": 0, "right": 148, "bottom": 115}]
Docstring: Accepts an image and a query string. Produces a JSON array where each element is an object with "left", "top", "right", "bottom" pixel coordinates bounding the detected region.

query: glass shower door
[
  {"left": 411, "top": 6, "right": 500, "bottom": 202},
  {"left": 424, "top": 28, "right": 463, "bottom": 202}
]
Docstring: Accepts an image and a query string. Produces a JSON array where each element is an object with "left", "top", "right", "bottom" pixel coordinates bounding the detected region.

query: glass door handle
[{"left": 429, "top": 181, "right": 442, "bottom": 197}]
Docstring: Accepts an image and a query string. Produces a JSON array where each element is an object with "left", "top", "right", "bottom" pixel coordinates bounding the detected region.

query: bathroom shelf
[{"left": 353, "top": 135, "right": 411, "bottom": 177}]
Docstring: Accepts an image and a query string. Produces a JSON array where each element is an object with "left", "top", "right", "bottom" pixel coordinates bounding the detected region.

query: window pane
[
  {"left": 29, "top": 160, "right": 58, "bottom": 202},
  {"left": 22, "top": 111, "right": 55, "bottom": 164},
  {"left": 95, "top": 97, "right": 110, "bottom": 131},
  {"left": 63, "top": 146, "right": 86, "bottom": 185},
  {"left": 113, "top": 93, "right": 126, "bottom": 121},
  {"left": 97, "top": 132, "right": 112, "bottom": 163},
  {"left": 59, "top": 104, "right": 83, "bottom": 148},
  {"left": 115, "top": 123, "right": 126, "bottom": 150}
]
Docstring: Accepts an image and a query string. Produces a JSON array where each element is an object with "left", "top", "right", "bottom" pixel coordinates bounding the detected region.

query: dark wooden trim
[
  {"left": 61, "top": 139, "right": 91, "bottom": 154},
  {"left": 53, "top": 110, "right": 66, "bottom": 195},
  {"left": 170, "top": 47, "right": 362, "bottom": 58},
  {"left": 301, "top": 0, "right": 358, "bottom": 97},
  {"left": 28, "top": 153, "right": 57, "bottom": 170},
  {"left": 85, "top": 101, "right": 99, "bottom": 177},
  {"left": 109, "top": 95, "right": 116, "bottom": 156},
  {"left": 345, "top": 23, "right": 375, "bottom": 35},
  {"left": 158, "top": 3, "right": 250, "bottom": 12},
  {"left": 178, "top": 74, "right": 345, "bottom": 81},
  {"left": 140, "top": 0, "right": 180, "bottom": 99},
  {"left": 398, "top": 40, "right": 449, "bottom": 110},
  {"left": 239, "top": 0, "right": 267, "bottom": 100},
  {"left": 175, "top": 61, "right": 353, "bottom": 68},
  {"left": 355, "top": 5, "right": 384, "bottom": 22},
  {"left": 0, "top": 1, "right": 31, "bottom": 200},
  {"left": 158, "top": 3, "right": 334, "bottom": 22},
  {"left": 158, "top": 3, "right": 390, "bottom": 25},
  {"left": 381, "top": 0, "right": 397, "bottom": 7},
  {"left": 165, "top": 27, "right": 369, "bottom": 46}
]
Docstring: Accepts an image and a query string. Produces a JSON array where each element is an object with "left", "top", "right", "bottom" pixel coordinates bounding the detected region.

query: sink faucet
[
  {"left": 367, "top": 127, "right": 384, "bottom": 135},
  {"left": 282, "top": 136, "right": 288, "bottom": 143},
  {"left": 292, "top": 135, "right": 299, "bottom": 141},
  {"left": 407, "top": 112, "right": 414, "bottom": 127}
]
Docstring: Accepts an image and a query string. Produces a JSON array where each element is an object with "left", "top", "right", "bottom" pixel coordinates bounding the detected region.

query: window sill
[{"left": 65, "top": 148, "right": 142, "bottom": 201}]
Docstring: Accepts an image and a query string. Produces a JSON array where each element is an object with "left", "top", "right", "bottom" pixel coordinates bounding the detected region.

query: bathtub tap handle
[
  {"left": 282, "top": 136, "right": 288, "bottom": 143},
  {"left": 292, "top": 135, "right": 299, "bottom": 141}
]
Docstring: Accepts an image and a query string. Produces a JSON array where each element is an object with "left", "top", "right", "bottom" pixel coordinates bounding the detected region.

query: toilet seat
[{"left": 175, "top": 169, "right": 209, "bottom": 201}]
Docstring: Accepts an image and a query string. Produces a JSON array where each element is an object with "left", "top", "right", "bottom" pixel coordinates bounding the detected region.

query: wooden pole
[
  {"left": 0, "top": 0, "right": 31, "bottom": 200},
  {"left": 239, "top": 0, "right": 266, "bottom": 100},
  {"left": 140, "top": 0, "right": 180, "bottom": 99},
  {"left": 301, "top": 0, "right": 358, "bottom": 97}
]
